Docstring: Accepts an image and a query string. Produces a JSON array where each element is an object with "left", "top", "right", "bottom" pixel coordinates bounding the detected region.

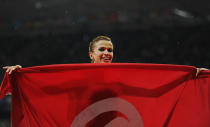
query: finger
[
  {"left": 196, "top": 68, "right": 200, "bottom": 77},
  {"left": 16, "top": 65, "right": 22, "bottom": 68},
  {"left": 7, "top": 67, "right": 14, "bottom": 74},
  {"left": 6, "top": 68, "right": 11, "bottom": 73},
  {"left": 8, "top": 70, "right": 12, "bottom": 74},
  {"left": 9, "top": 68, "right": 16, "bottom": 75},
  {"left": 200, "top": 68, "right": 209, "bottom": 71},
  {"left": 2, "top": 66, "right": 9, "bottom": 69},
  {"left": 6, "top": 67, "right": 12, "bottom": 73}
]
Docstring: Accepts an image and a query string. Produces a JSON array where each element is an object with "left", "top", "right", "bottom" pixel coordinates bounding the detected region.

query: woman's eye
[
  {"left": 108, "top": 48, "right": 113, "bottom": 52},
  {"left": 99, "top": 47, "right": 105, "bottom": 51}
]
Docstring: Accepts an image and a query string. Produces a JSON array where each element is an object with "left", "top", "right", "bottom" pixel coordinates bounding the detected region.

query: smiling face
[{"left": 89, "top": 40, "right": 113, "bottom": 63}]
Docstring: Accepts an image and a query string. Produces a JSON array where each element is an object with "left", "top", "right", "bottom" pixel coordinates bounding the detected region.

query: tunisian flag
[{"left": 0, "top": 63, "right": 210, "bottom": 127}]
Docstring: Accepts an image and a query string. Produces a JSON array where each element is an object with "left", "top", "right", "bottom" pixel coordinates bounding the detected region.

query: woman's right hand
[{"left": 2, "top": 65, "right": 22, "bottom": 74}]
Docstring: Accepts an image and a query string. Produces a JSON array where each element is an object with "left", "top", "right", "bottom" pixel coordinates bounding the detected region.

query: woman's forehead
[{"left": 94, "top": 40, "right": 113, "bottom": 48}]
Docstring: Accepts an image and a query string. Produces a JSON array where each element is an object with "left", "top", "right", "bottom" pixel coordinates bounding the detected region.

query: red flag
[{"left": 0, "top": 63, "right": 209, "bottom": 127}]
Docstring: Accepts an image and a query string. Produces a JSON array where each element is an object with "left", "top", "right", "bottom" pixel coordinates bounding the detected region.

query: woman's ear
[{"left": 89, "top": 52, "right": 93, "bottom": 60}]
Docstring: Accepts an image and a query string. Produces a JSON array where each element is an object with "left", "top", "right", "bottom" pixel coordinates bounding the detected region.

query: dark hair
[{"left": 89, "top": 36, "right": 112, "bottom": 52}]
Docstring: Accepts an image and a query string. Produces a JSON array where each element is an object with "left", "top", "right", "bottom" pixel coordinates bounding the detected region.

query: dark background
[{"left": 0, "top": 0, "right": 210, "bottom": 126}]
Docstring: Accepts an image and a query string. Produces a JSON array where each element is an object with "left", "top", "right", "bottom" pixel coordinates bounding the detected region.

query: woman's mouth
[{"left": 101, "top": 56, "right": 112, "bottom": 63}]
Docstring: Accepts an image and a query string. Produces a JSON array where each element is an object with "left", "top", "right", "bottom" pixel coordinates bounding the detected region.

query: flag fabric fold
[{"left": 0, "top": 63, "right": 209, "bottom": 127}]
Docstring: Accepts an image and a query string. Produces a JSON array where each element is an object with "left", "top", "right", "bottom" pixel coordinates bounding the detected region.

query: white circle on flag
[{"left": 71, "top": 97, "right": 144, "bottom": 127}]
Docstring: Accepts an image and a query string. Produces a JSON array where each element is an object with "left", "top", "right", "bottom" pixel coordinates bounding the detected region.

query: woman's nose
[{"left": 104, "top": 50, "right": 109, "bottom": 54}]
